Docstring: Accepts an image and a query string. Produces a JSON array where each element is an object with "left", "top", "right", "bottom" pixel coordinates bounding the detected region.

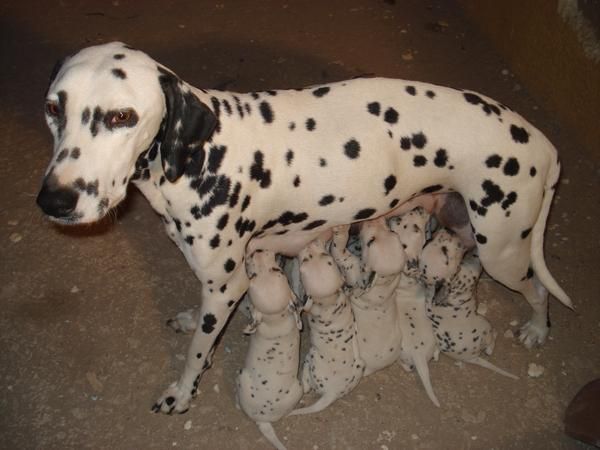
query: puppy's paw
[{"left": 152, "top": 381, "right": 193, "bottom": 414}]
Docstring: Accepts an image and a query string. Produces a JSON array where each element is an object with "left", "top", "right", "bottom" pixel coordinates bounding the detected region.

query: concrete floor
[{"left": 1, "top": 1, "right": 598, "bottom": 449}]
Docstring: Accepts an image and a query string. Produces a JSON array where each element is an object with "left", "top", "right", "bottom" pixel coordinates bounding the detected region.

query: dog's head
[{"left": 37, "top": 42, "right": 217, "bottom": 224}]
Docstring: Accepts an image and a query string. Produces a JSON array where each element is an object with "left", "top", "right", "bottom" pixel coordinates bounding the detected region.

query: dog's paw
[
  {"left": 166, "top": 309, "right": 200, "bottom": 334},
  {"left": 518, "top": 320, "right": 549, "bottom": 348},
  {"left": 152, "top": 382, "right": 192, "bottom": 414}
]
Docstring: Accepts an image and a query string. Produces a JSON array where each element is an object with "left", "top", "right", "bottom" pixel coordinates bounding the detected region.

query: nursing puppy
[
  {"left": 427, "top": 250, "right": 518, "bottom": 379},
  {"left": 291, "top": 238, "right": 365, "bottom": 415},
  {"left": 419, "top": 228, "right": 466, "bottom": 289},
  {"left": 334, "top": 220, "right": 406, "bottom": 376},
  {"left": 236, "top": 250, "right": 303, "bottom": 450}
]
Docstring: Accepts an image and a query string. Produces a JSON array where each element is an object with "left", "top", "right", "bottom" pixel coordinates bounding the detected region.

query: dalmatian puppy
[
  {"left": 290, "top": 238, "right": 365, "bottom": 415},
  {"left": 395, "top": 269, "right": 441, "bottom": 407},
  {"left": 420, "top": 228, "right": 466, "bottom": 290},
  {"left": 38, "top": 42, "right": 571, "bottom": 413},
  {"left": 331, "top": 220, "right": 406, "bottom": 376},
  {"left": 235, "top": 250, "right": 303, "bottom": 450},
  {"left": 427, "top": 251, "right": 518, "bottom": 379},
  {"left": 388, "top": 206, "right": 431, "bottom": 264}
]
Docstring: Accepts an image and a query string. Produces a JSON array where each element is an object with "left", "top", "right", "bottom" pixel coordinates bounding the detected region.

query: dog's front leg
[{"left": 153, "top": 261, "right": 249, "bottom": 414}]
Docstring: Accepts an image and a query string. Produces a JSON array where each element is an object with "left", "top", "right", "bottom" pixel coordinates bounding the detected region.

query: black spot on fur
[
  {"left": 412, "top": 132, "right": 427, "bottom": 149},
  {"left": 224, "top": 259, "right": 236, "bottom": 273},
  {"left": 503, "top": 157, "right": 520, "bottom": 176},
  {"left": 56, "top": 148, "right": 68, "bottom": 163},
  {"left": 285, "top": 149, "right": 294, "bottom": 166},
  {"left": 384, "top": 107, "right": 399, "bottom": 124},
  {"left": 485, "top": 154, "right": 502, "bottom": 168},
  {"left": 185, "top": 235, "right": 195, "bottom": 246},
  {"left": 389, "top": 198, "right": 400, "bottom": 208},
  {"left": 367, "top": 102, "right": 381, "bottom": 116},
  {"left": 530, "top": 166, "right": 537, "bottom": 177},
  {"left": 344, "top": 139, "right": 361, "bottom": 159},
  {"left": 312, "top": 86, "right": 330, "bottom": 97},
  {"left": 475, "top": 233, "right": 487, "bottom": 244},
  {"left": 319, "top": 195, "right": 335, "bottom": 206},
  {"left": 521, "top": 228, "right": 532, "bottom": 239},
  {"left": 112, "top": 68, "right": 126, "bottom": 79},
  {"left": 501, "top": 191, "right": 517, "bottom": 209},
  {"left": 510, "top": 125, "right": 529, "bottom": 143},
  {"left": 209, "top": 234, "right": 220, "bottom": 249},
  {"left": 400, "top": 137, "right": 411, "bottom": 150},
  {"left": 81, "top": 107, "right": 90, "bottom": 125},
  {"left": 319, "top": 158, "right": 327, "bottom": 167},
  {"left": 241, "top": 195, "right": 251, "bottom": 212},
  {"left": 413, "top": 155, "right": 427, "bottom": 167},
  {"left": 222, "top": 99, "right": 232, "bottom": 116},
  {"left": 216, "top": 213, "right": 229, "bottom": 230},
  {"left": 354, "top": 208, "right": 376, "bottom": 220},
  {"left": 207, "top": 145, "right": 227, "bottom": 173},
  {"left": 201, "top": 314, "right": 217, "bottom": 333},
  {"left": 259, "top": 101, "right": 274, "bottom": 124},
  {"left": 70, "top": 147, "right": 80, "bottom": 159},
  {"left": 113, "top": 54, "right": 125, "bottom": 60},
  {"left": 306, "top": 118, "right": 316, "bottom": 131},
  {"left": 426, "top": 90, "right": 436, "bottom": 99},
  {"left": 480, "top": 180, "right": 504, "bottom": 207},
  {"left": 464, "top": 93, "right": 501, "bottom": 116},
  {"left": 433, "top": 149, "right": 448, "bottom": 167},
  {"left": 235, "top": 217, "right": 256, "bottom": 237},
  {"left": 90, "top": 106, "right": 103, "bottom": 137},
  {"left": 422, "top": 184, "right": 443, "bottom": 194},
  {"left": 405, "top": 86, "right": 417, "bottom": 96},
  {"left": 289, "top": 122, "right": 296, "bottom": 131},
  {"left": 293, "top": 175, "right": 301, "bottom": 187},
  {"left": 229, "top": 182, "right": 241, "bottom": 208},
  {"left": 250, "top": 151, "right": 272, "bottom": 188},
  {"left": 303, "top": 220, "right": 327, "bottom": 230},
  {"left": 384, "top": 175, "right": 397, "bottom": 195}
]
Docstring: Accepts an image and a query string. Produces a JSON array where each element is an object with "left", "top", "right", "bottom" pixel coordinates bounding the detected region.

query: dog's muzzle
[{"left": 36, "top": 181, "right": 79, "bottom": 219}]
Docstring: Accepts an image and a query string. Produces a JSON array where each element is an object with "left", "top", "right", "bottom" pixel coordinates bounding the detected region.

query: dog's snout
[{"left": 36, "top": 182, "right": 79, "bottom": 218}]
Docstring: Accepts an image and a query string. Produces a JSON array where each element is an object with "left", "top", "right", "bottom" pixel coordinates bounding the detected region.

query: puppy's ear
[{"left": 157, "top": 67, "right": 217, "bottom": 182}]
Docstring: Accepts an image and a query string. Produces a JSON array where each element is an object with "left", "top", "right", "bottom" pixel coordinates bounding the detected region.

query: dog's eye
[
  {"left": 104, "top": 108, "right": 139, "bottom": 129},
  {"left": 45, "top": 101, "right": 60, "bottom": 117},
  {"left": 111, "top": 110, "right": 132, "bottom": 124}
]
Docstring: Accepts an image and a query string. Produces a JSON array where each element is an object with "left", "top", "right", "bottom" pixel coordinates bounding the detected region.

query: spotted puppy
[
  {"left": 333, "top": 219, "right": 406, "bottom": 376},
  {"left": 427, "top": 251, "right": 518, "bottom": 379},
  {"left": 420, "top": 228, "right": 466, "bottom": 290},
  {"left": 291, "top": 238, "right": 365, "bottom": 415},
  {"left": 235, "top": 250, "right": 303, "bottom": 450},
  {"left": 38, "top": 42, "right": 570, "bottom": 412},
  {"left": 388, "top": 206, "right": 431, "bottom": 264}
]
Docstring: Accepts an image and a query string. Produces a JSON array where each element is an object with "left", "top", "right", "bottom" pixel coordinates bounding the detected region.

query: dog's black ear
[
  {"left": 157, "top": 67, "right": 217, "bottom": 182},
  {"left": 46, "top": 57, "right": 67, "bottom": 96}
]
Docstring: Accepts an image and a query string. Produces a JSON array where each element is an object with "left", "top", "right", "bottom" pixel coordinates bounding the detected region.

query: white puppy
[
  {"left": 427, "top": 251, "right": 518, "bottom": 379},
  {"left": 291, "top": 238, "right": 365, "bottom": 415},
  {"left": 334, "top": 219, "right": 406, "bottom": 376},
  {"left": 419, "top": 228, "right": 466, "bottom": 289},
  {"left": 236, "top": 250, "right": 303, "bottom": 450}
]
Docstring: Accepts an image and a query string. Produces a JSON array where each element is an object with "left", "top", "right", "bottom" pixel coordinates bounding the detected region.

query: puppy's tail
[
  {"left": 413, "top": 355, "right": 441, "bottom": 408},
  {"left": 530, "top": 152, "right": 573, "bottom": 309},
  {"left": 257, "top": 422, "right": 287, "bottom": 450},
  {"left": 289, "top": 394, "right": 335, "bottom": 416},
  {"left": 470, "top": 357, "right": 519, "bottom": 380}
]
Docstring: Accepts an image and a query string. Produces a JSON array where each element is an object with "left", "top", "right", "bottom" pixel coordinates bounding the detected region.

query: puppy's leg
[{"left": 153, "top": 263, "right": 249, "bottom": 414}]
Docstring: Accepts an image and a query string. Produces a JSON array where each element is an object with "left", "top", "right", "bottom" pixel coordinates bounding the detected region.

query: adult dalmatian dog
[{"left": 37, "top": 42, "right": 572, "bottom": 414}]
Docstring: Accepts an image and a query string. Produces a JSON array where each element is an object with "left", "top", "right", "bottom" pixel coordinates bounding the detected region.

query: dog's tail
[
  {"left": 530, "top": 152, "right": 573, "bottom": 309},
  {"left": 288, "top": 394, "right": 335, "bottom": 416},
  {"left": 470, "top": 357, "right": 519, "bottom": 380},
  {"left": 413, "top": 355, "right": 441, "bottom": 408},
  {"left": 257, "top": 422, "right": 288, "bottom": 450}
]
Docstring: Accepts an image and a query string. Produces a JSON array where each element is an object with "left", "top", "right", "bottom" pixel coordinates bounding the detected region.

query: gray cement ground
[{"left": 1, "top": 1, "right": 598, "bottom": 449}]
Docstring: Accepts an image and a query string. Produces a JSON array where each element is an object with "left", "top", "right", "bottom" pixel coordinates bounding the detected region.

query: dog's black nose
[{"left": 36, "top": 182, "right": 79, "bottom": 218}]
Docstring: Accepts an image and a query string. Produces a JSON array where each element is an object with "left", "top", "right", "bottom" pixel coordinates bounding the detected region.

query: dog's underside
[{"left": 37, "top": 42, "right": 572, "bottom": 414}]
